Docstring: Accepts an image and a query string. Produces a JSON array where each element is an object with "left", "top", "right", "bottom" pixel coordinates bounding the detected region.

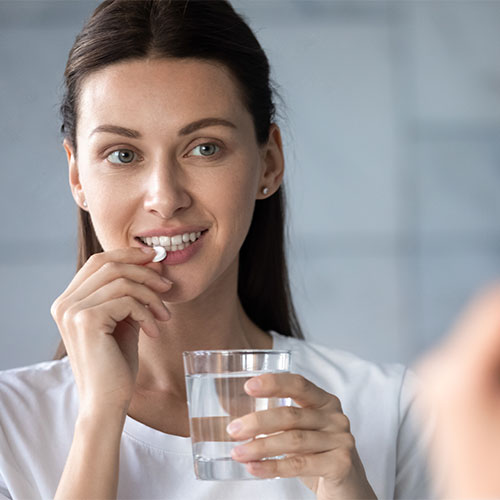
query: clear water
[
  {"left": 186, "top": 371, "right": 290, "bottom": 480},
  {"left": 193, "top": 438, "right": 254, "bottom": 480}
]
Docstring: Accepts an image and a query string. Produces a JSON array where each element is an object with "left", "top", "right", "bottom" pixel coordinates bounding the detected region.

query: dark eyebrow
[
  {"left": 90, "top": 125, "right": 141, "bottom": 139},
  {"left": 178, "top": 117, "right": 237, "bottom": 136},
  {"left": 89, "top": 117, "right": 236, "bottom": 140}
]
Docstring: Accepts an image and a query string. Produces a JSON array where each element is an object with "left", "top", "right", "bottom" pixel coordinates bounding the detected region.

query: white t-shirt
[{"left": 0, "top": 331, "right": 430, "bottom": 499}]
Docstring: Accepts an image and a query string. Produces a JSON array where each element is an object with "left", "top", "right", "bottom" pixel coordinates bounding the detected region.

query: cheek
[
  {"left": 89, "top": 198, "right": 129, "bottom": 249},
  {"left": 81, "top": 172, "right": 137, "bottom": 248},
  {"left": 215, "top": 172, "right": 258, "bottom": 259},
  {"left": 215, "top": 162, "right": 258, "bottom": 226}
]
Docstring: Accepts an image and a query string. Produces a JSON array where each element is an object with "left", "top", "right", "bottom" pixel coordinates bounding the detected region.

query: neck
[{"left": 134, "top": 259, "right": 272, "bottom": 397}]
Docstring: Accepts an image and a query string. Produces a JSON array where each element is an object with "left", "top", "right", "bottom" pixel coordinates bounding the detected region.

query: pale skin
[
  {"left": 416, "top": 286, "right": 500, "bottom": 499},
  {"left": 51, "top": 57, "right": 376, "bottom": 499}
]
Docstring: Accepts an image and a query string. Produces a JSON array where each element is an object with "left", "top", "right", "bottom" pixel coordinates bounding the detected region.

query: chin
[{"left": 160, "top": 280, "right": 208, "bottom": 305}]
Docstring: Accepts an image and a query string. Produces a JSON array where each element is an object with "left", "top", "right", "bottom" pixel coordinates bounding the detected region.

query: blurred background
[{"left": 1, "top": 0, "right": 499, "bottom": 369}]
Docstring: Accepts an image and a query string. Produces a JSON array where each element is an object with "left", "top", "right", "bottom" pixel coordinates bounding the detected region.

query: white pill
[{"left": 152, "top": 246, "right": 167, "bottom": 262}]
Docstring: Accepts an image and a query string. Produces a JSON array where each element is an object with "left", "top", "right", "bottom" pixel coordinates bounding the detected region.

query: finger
[
  {"left": 63, "top": 247, "right": 157, "bottom": 296},
  {"left": 76, "top": 278, "right": 171, "bottom": 322},
  {"left": 231, "top": 429, "right": 342, "bottom": 462},
  {"left": 227, "top": 405, "right": 331, "bottom": 440},
  {"left": 66, "top": 297, "right": 160, "bottom": 345},
  {"left": 100, "top": 295, "right": 161, "bottom": 338},
  {"left": 70, "top": 261, "right": 172, "bottom": 304},
  {"left": 244, "top": 373, "right": 338, "bottom": 410},
  {"left": 245, "top": 448, "right": 351, "bottom": 479}
]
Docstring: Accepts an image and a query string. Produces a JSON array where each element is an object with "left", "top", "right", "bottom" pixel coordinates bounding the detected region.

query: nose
[{"left": 142, "top": 159, "right": 192, "bottom": 218}]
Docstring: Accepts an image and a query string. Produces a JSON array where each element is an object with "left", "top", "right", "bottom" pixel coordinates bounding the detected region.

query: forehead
[{"left": 77, "top": 58, "right": 248, "bottom": 134}]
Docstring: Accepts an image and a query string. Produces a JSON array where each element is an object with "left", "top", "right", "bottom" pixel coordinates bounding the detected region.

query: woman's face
[{"left": 66, "top": 58, "right": 282, "bottom": 303}]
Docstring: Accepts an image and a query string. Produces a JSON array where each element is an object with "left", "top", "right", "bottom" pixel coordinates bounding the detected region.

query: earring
[
  {"left": 262, "top": 187, "right": 269, "bottom": 196},
  {"left": 82, "top": 200, "right": 88, "bottom": 208}
]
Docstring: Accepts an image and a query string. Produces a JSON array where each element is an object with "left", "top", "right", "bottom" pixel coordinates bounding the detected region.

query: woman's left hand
[{"left": 226, "top": 373, "right": 377, "bottom": 500}]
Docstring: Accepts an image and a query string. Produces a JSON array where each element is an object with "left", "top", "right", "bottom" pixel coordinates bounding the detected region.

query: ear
[
  {"left": 63, "top": 139, "right": 87, "bottom": 211},
  {"left": 256, "top": 123, "right": 285, "bottom": 200}
]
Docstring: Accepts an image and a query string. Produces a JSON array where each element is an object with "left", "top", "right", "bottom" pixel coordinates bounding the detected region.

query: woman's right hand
[{"left": 50, "top": 247, "right": 172, "bottom": 418}]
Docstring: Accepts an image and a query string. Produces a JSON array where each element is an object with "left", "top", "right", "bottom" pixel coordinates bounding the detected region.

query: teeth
[{"left": 139, "top": 230, "right": 204, "bottom": 252}]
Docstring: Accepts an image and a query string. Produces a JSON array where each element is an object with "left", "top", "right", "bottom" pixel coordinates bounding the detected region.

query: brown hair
[{"left": 54, "top": 0, "right": 303, "bottom": 359}]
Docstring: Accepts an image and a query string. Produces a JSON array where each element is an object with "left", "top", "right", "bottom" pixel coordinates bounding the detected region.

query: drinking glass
[{"left": 183, "top": 349, "right": 291, "bottom": 480}]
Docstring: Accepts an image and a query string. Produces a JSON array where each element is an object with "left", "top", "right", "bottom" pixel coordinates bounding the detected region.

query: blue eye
[
  {"left": 107, "top": 149, "right": 136, "bottom": 164},
  {"left": 191, "top": 143, "right": 220, "bottom": 157}
]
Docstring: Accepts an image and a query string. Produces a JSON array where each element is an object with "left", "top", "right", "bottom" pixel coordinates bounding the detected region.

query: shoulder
[
  {"left": 0, "top": 357, "right": 75, "bottom": 419},
  {"left": 0, "top": 359, "right": 77, "bottom": 499},
  {"left": 0, "top": 357, "right": 73, "bottom": 389}
]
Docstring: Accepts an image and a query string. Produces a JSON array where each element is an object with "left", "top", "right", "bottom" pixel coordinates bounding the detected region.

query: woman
[{"left": 0, "top": 1, "right": 429, "bottom": 499}]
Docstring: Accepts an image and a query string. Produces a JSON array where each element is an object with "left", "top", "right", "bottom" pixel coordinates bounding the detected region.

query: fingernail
[
  {"left": 161, "top": 302, "right": 171, "bottom": 318},
  {"left": 226, "top": 419, "right": 242, "bottom": 436},
  {"left": 141, "top": 246, "right": 155, "bottom": 253},
  {"left": 245, "top": 378, "right": 261, "bottom": 392},
  {"left": 161, "top": 277, "right": 173, "bottom": 285}
]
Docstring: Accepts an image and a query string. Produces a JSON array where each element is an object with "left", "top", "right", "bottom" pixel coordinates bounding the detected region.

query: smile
[{"left": 137, "top": 231, "right": 203, "bottom": 252}]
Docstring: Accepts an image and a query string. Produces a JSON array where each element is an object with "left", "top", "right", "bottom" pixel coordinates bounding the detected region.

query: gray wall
[{"left": 1, "top": 0, "right": 500, "bottom": 369}]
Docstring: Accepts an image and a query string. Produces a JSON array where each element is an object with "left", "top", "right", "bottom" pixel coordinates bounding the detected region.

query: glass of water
[{"left": 183, "top": 349, "right": 291, "bottom": 480}]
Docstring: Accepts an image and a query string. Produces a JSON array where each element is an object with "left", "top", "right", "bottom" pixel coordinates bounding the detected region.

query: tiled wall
[{"left": 1, "top": 1, "right": 499, "bottom": 369}]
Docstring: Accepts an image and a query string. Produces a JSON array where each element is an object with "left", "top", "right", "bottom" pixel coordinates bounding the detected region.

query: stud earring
[
  {"left": 262, "top": 187, "right": 269, "bottom": 196},
  {"left": 82, "top": 200, "right": 88, "bottom": 208}
]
